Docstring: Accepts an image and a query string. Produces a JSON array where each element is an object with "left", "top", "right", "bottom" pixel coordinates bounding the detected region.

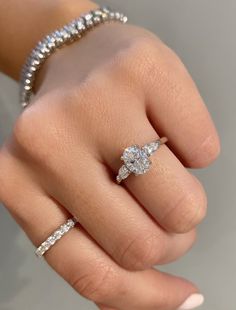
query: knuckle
[
  {"left": 118, "top": 232, "right": 165, "bottom": 270},
  {"left": 129, "top": 36, "right": 160, "bottom": 69},
  {"left": 120, "top": 36, "right": 157, "bottom": 79},
  {"left": 113, "top": 34, "right": 188, "bottom": 97},
  {"left": 125, "top": 36, "right": 182, "bottom": 79},
  {"left": 111, "top": 36, "right": 160, "bottom": 83},
  {"left": 68, "top": 71, "right": 111, "bottom": 114},
  {"left": 163, "top": 187, "right": 207, "bottom": 233},
  {"left": 13, "top": 109, "right": 42, "bottom": 157},
  {"left": 70, "top": 264, "right": 115, "bottom": 303},
  {"left": 12, "top": 103, "right": 63, "bottom": 165}
]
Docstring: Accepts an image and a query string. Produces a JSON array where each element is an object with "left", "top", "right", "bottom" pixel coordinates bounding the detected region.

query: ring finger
[{"left": 99, "top": 102, "right": 207, "bottom": 234}]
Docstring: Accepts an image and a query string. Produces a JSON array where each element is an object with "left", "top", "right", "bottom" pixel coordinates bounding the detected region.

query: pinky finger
[{"left": 45, "top": 226, "right": 200, "bottom": 310}]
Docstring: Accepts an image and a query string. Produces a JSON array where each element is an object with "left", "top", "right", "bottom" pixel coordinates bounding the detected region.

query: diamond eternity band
[{"left": 35, "top": 218, "right": 77, "bottom": 257}]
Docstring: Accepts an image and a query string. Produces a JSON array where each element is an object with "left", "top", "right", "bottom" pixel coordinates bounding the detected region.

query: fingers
[
  {"left": 0, "top": 154, "right": 200, "bottom": 310},
  {"left": 125, "top": 139, "right": 207, "bottom": 233},
  {"left": 99, "top": 105, "right": 207, "bottom": 233},
  {"left": 0, "top": 148, "right": 196, "bottom": 273},
  {"left": 45, "top": 155, "right": 196, "bottom": 270},
  {"left": 45, "top": 224, "right": 198, "bottom": 310},
  {"left": 46, "top": 231, "right": 199, "bottom": 310},
  {"left": 143, "top": 38, "right": 220, "bottom": 168}
]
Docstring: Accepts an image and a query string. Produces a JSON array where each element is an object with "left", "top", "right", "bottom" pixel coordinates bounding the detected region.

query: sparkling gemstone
[
  {"left": 101, "top": 6, "right": 111, "bottom": 14},
  {"left": 35, "top": 247, "right": 44, "bottom": 257},
  {"left": 38, "top": 42, "right": 50, "bottom": 54},
  {"left": 83, "top": 13, "right": 94, "bottom": 27},
  {"left": 66, "top": 223, "right": 72, "bottom": 229},
  {"left": 25, "top": 72, "right": 33, "bottom": 79},
  {"left": 48, "top": 236, "right": 56, "bottom": 245},
  {"left": 25, "top": 79, "right": 31, "bottom": 85},
  {"left": 65, "top": 24, "right": 79, "bottom": 38},
  {"left": 84, "top": 13, "right": 93, "bottom": 21},
  {"left": 142, "top": 142, "right": 160, "bottom": 156},
  {"left": 93, "top": 16, "right": 101, "bottom": 24},
  {"left": 67, "top": 219, "right": 75, "bottom": 226},
  {"left": 118, "top": 165, "right": 130, "bottom": 180},
  {"left": 24, "top": 85, "right": 32, "bottom": 91},
  {"left": 94, "top": 9, "right": 103, "bottom": 16},
  {"left": 31, "top": 59, "right": 40, "bottom": 67},
  {"left": 101, "top": 12, "right": 108, "bottom": 21},
  {"left": 115, "top": 12, "right": 121, "bottom": 19},
  {"left": 122, "top": 16, "right": 128, "bottom": 23},
  {"left": 53, "top": 230, "right": 62, "bottom": 240},
  {"left": 35, "top": 51, "right": 45, "bottom": 60},
  {"left": 59, "top": 28, "right": 71, "bottom": 40},
  {"left": 46, "top": 35, "right": 56, "bottom": 49},
  {"left": 53, "top": 31, "right": 64, "bottom": 45},
  {"left": 109, "top": 12, "right": 115, "bottom": 19},
  {"left": 76, "top": 19, "right": 86, "bottom": 33},
  {"left": 42, "top": 241, "right": 50, "bottom": 251},
  {"left": 122, "top": 145, "right": 151, "bottom": 175},
  {"left": 61, "top": 225, "right": 69, "bottom": 233}
]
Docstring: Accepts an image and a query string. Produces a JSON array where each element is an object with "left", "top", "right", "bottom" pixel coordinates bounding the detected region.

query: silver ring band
[
  {"left": 35, "top": 218, "right": 77, "bottom": 257},
  {"left": 116, "top": 137, "right": 168, "bottom": 184}
]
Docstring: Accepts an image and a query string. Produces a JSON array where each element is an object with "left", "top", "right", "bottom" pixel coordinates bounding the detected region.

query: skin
[{"left": 0, "top": 1, "right": 220, "bottom": 310}]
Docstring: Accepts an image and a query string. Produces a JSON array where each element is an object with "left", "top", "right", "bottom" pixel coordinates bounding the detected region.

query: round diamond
[
  {"left": 48, "top": 236, "right": 56, "bottom": 245},
  {"left": 41, "top": 241, "right": 50, "bottom": 251},
  {"left": 122, "top": 145, "right": 151, "bottom": 175},
  {"left": 53, "top": 230, "right": 62, "bottom": 240}
]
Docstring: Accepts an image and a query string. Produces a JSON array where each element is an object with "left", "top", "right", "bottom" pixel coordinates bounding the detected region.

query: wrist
[{"left": 0, "top": 0, "right": 98, "bottom": 80}]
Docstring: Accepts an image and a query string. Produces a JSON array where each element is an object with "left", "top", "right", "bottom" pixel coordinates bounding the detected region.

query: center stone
[{"left": 122, "top": 145, "right": 151, "bottom": 175}]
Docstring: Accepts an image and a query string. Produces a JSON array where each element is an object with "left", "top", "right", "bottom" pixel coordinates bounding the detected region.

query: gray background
[{"left": 0, "top": 0, "right": 235, "bottom": 309}]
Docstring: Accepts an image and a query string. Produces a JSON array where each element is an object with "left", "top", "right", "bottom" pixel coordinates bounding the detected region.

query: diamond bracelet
[{"left": 20, "top": 6, "right": 128, "bottom": 108}]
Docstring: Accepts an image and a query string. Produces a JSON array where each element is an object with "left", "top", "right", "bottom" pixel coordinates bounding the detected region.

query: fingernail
[{"left": 177, "top": 294, "right": 204, "bottom": 310}]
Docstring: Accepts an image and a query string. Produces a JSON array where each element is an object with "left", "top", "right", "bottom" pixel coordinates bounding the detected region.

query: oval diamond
[{"left": 123, "top": 145, "right": 151, "bottom": 175}]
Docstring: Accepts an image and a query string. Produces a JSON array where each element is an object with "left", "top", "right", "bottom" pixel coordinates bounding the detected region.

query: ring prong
[{"left": 120, "top": 156, "right": 124, "bottom": 161}]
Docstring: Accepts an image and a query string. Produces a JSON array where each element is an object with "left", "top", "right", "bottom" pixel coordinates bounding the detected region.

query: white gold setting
[
  {"left": 35, "top": 218, "right": 77, "bottom": 257},
  {"left": 116, "top": 137, "right": 168, "bottom": 183}
]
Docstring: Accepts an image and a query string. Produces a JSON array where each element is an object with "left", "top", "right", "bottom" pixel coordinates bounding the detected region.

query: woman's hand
[{"left": 0, "top": 23, "right": 220, "bottom": 310}]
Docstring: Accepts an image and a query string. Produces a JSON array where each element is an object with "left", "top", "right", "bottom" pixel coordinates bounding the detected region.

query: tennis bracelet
[{"left": 20, "top": 6, "right": 128, "bottom": 108}]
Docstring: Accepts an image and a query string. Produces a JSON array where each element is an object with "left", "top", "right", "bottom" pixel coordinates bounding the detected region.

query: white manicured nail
[{"left": 178, "top": 294, "right": 204, "bottom": 310}]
